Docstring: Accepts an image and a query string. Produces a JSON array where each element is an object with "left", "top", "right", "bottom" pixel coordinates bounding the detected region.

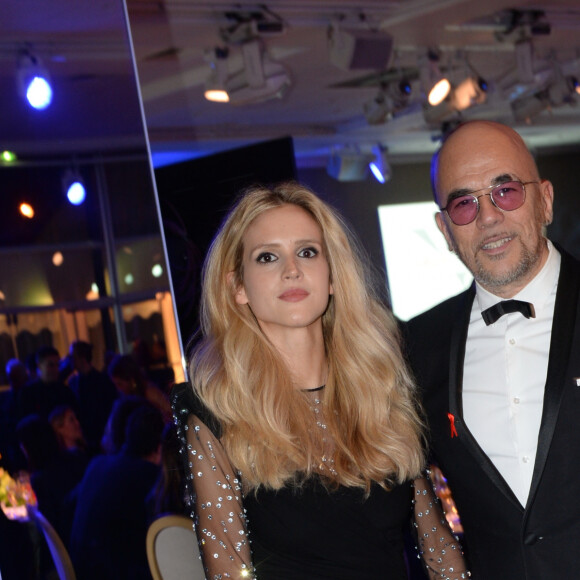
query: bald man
[{"left": 405, "top": 121, "right": 580, "bottom": 578}]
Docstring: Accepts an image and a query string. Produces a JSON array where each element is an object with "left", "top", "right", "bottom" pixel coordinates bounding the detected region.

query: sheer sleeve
[
  {"left": 412, "top": 473, "right": 471, "bottom": 579},
  {"left": 185, "top": 413, "right": 254, "bottom": 579}
]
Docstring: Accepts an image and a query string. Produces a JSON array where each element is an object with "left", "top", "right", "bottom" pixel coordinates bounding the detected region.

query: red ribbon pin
[{"left": 448, "top": 413, "right": 458, "bottom": 438}]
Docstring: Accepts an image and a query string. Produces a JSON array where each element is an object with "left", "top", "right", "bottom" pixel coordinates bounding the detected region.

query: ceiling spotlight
[
  {"left": 451, "top": 75, "right": 488, "bottom": 110},
  {"left": 204, "top": 47, "right": 230, "bottom": 103},
  {"left": 327, "top": 146, "right": 373, "bottom": 182},
  {"left": 17, "top": 49, "right": 53, "bottom": 110},
  {"left": 363, "top": 90, "right": 390, "bottom": 125},
  {"left": 19, "top": 202, "right": 34, "bottom": 219},
  {"left": 1, "top": 151, "right": 17, "bottom": 163},
  {"left": 419, "top": 50, "right": 451, "bottom": 106},
  {"left": 224, "top": 40, "right": 291, "bottom": 105},
  {"left": 62, "top": 169, "right": 86, "bottom": 205},
  {"left": 369, "top": 145, "right": 392, "bottom": 184}
]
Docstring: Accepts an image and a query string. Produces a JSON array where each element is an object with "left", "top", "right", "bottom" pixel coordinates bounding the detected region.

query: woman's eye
[
  {"left": 298, "top": 247, "right": 319, "bottom": 258},
  {"left": 256, "top": 252, "right": 277, "bottom": 263}
]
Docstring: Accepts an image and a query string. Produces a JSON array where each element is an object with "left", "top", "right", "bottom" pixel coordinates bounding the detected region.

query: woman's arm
[
  {"left": 412, "top": 473, "right": 471, "bottom": 579},
  {"left": 186, "top": 414, "right": 254, "bottom": 579}
]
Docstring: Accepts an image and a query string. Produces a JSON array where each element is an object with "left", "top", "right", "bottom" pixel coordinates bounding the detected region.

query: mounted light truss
[{"left": 204, "top": 40, "right": 291, "bottom": 105}]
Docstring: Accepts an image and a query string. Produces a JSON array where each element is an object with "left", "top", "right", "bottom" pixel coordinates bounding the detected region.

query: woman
[
  {"left": 108, "top": 354, "right": 172, "bottom": 422},
  {"left": 182, "top": 183, "right": 469, "bottom": 579},
  {"left": 49, "top": 405, "right": 86, "bottom": 452}
]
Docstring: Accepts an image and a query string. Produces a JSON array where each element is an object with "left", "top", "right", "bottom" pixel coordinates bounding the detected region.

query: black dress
[{"left": 172, "top": 383, "right": 468, "bottom": 580}]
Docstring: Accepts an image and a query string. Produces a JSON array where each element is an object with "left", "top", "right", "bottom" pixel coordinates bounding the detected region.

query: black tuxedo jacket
[{"left": 405, "top": 248, "right": 580, "bottom": 579}]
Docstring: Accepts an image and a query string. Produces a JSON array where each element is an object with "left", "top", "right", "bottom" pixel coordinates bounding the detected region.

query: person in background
[
  {"left": 17, "top": 346, "right": 77, "bottom": 422},
  {"left": 71, "top": 405, "right": 165, "bottom": 580},
  {"left": 177, "top": 182, "right": 469, "bottom": 579},
  {"left": 16, "top": 414, "right": 87, "bottom": 549},
  {"left": 146, "top": 423, "right": 187, "bottom": 521},
  {"left": 108, "top": 354, "right": 171, "bottom": 421},
  {"left": 0, "top": 359, "right": 29, "bottom": 471},
  {"left": 68, "top": 340, "right": 118, "bottom": 453},
  {"left": 49, "top": 405, "right": 87, "bottom": 454},
  {"left": 405, "top": 120, "right": 580, "bottom": 578},
  {"left": 100, "top": 396, "right": 151, "bottom": 455}
]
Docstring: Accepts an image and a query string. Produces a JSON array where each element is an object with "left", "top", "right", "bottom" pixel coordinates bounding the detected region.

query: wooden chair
[
  {"left": 146, "top": 514, "right": 206, "bottom": 580},
  {"left": 28, "top": 507, "right": 77, "bottom": 580}
]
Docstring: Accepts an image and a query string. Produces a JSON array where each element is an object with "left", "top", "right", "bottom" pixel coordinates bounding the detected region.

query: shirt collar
[{"left": 475, "top": 239, "right": 561, "bottom": 312}]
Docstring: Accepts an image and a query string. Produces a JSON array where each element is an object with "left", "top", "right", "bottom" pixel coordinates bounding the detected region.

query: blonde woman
[{"left": 177, "top": 183, "right": 469, "bottom": 579}]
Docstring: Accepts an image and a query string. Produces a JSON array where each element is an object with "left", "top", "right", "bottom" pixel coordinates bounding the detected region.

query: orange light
[{"left": 19, "top": 203, "right": 34, "bottom": 218}]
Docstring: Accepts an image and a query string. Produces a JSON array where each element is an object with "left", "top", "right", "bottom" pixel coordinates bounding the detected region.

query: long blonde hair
[{"left": 189, "top": 182, "right": 424, "bottom": 491}]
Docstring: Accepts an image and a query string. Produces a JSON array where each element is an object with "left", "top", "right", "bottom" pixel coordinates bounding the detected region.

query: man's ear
[
  {"left": 435, "top": 211, "right": 455, "bottom": 252},
  {"left": 227, "top": 271, "right": 248, "bottom": 305}
]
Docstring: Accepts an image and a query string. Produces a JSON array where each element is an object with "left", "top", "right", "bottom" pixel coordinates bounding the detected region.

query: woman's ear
[{"left": 227, "top": 271, "right": 248, "bottom": 305}]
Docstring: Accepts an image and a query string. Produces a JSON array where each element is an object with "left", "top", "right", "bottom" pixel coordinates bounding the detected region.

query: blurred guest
[
  {"left": 49, "top": 405, "right": 87, "bottom": 454},
  {"left": 108, "top": 354, "right": 171, "bottom": 421},
  {"left": 16, "top": 414, "right": 87, "bottom": 549},
  {"left": 71, "top": 405, "right": 165, "bottom": 580},
  {"left": 0, "top": 359, "right": 29, "bottom": 471},
  {"left": 17, "top": 346, "right": 77, "bottom": 421},
  {"left": 101, "top": 396, "right": 150, "bottom": 455},
  {"left": 147, "top": 423, "right": 187, "bottom": 521},
  {"left": 68, "top": 340, "right": 118, "bottom": 452},
  {"left": 133, "top": 338, "right": 175, "bottom": 394}
]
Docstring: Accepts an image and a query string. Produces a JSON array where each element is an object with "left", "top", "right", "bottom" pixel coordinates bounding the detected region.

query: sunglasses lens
[
  {"left": 491, "top": 181, "right": 526, "bottom": 211},
  {"left": 446, "top": 196, "right": 478, "bottom": 225},
  {"left": 446, "top": 181, "right": 526, "bottom": 225}
]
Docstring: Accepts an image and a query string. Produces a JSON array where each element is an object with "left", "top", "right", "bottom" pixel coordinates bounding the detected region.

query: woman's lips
[{"left": 278, "top": 288, "right": 309, "bottom": 302}]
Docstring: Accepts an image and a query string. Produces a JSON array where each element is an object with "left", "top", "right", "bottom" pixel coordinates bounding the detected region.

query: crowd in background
[{"left": 0, "top": 339, "right": 185, "bottom": 580}]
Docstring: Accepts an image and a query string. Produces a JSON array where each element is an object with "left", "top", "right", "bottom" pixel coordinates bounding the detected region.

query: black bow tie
[{"left": 481, "top": 300, "right": 536, "bottom": 326}]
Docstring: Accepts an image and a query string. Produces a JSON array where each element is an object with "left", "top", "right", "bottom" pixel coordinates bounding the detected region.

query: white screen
[{"left": 378, "top": 201, "right": 473, "bottom": 321}]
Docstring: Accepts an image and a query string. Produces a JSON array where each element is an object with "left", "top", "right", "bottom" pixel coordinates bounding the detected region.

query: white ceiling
[
  {"left": 3, "top": 0, "right": 580, "bottom": 167},
  {"left": 126, "top": 0, "right": 580, "bottom": 167}
]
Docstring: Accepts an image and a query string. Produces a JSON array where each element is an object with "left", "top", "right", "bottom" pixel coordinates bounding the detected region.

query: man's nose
[{"left": 476, "top": 193, "right": 504, "bottom": 227}]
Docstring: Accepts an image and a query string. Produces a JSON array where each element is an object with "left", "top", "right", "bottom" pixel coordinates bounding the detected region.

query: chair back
[
  {"left": 28, "top": 507, "right": 76, "bottom": 580},
  {"left": 146, "top": 514, "right": 205, "bottom": 580}
]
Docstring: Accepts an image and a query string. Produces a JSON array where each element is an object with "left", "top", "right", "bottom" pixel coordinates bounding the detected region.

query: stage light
[
  {"left": 19, "top": 203, "right": 34, "bottom": 219},
  {"left": 327, "top": 146, "right": 373, "bottom": 181},
  {"left": 204, "top": 47, "right": 230, "bottom": 103},
  {"left": 1, "top": 151, "right": 17, "bottom": 163},
  {"left": 419, "top": 50, "right": 451, "bottom": 106},
  {"left": 451, "top": 75, "right": 488, "bottom": 110},
  {"left": 17, "top": 50, "right": 53, "bottom": 110},
  {"left": 62, "top": 169, "right": 86, "bottom": 205},
  {"left": 124, "top": 273, "right": 134, "bottom": 285},
  {"left": 52, "top": 252, "right": 64, "bottom": 267},
  {"left": 369, "top": 145, "right": 392, "bottom": 184},
  {"left": 151, "top": 264, "right": 163, "bottom": 278}
]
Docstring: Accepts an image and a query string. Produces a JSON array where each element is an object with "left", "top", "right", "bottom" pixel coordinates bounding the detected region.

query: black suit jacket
[{"left": 405, "top": 248, "right": 580, "bottom": 579}]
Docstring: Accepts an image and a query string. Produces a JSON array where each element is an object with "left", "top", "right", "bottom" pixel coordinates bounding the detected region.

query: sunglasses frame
[{"left": 440, "top": 180, "right": 538, "bottom": 226}]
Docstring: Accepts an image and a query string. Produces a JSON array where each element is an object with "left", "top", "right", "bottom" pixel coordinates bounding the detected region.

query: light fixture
[
  {"left": 223, "top": 40, "right": 291, "bottom": 106},
  {"left": 327, "top": 146, "right": 373, "bottom": 182},
  {"left": 204, "top": 47, "right": 230, "bottom": 103},
  {"left": 17, "top": 49, "right": 53, "bottom": 110},
  {"left": 19, "top": 202, "right": 34, "bottom": 219},
  {"left": 363, "top": 90, "right": 390, "bottom": 125},
  {"left": 451, "top": 75, "right": 488, "bottom": 111},
  {"left": 1, "top": 151, "right": 17, "bottom": 163},
  {"left": 327, "top": 20, "right": 394, "bottom": 71},
  {"left": 62, "top": 168, "right": 86, "bottom": 205},
  {"left": 419, "top": 50, "right": 451, "bottom": 106},
  {"left": 369, "top": 145, "right": 392, "bottom": 184}
]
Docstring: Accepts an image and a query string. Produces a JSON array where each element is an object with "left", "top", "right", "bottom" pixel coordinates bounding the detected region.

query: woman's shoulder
[{"left": 170, "top": 381, "right": 222, "bottom": 438}]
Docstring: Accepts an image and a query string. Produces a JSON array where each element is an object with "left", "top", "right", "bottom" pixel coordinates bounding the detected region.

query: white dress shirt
[{"left": 462, "top": 240, "right": 560, "bottom": 506}]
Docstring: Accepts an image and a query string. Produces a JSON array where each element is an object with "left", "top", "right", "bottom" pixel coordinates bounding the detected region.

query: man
[
  {"left": 16, "top": 346, "right": 77, "bottom": 421},
  {"left": 405, "top": 120, "right": 580, "bottom": 578},
  {"left": 70, "top": 404, "right": 164, "bottom": 580},
  {"left": 68, "top": 340, "right": 118, "bottom": 451}
]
